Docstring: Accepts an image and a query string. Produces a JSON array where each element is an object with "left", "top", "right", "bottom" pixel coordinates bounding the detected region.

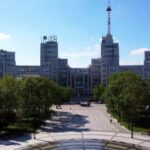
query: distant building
[
  {"left": 119, "top": 65, "right": 144, "bottom": 78},
  {"left": 40, "top": 35, "right": 58, "bottom": 82},
  {"left": 90, "top": 58, "right": 101, "bottom": 91},
  {"left": 58, "top": 58, "right": 69, "bottom": 87},
  {"left": 144, "top": 51, "right": 150, "bottom": 79},
  {"left": 69, "top": 68, "right": 90, "bottom": 97},
  {"left": 0, "top": 49, "right": 16, "bottom": 77},
  {"left": 101, "top": 2, "right": 119, "bottom": 85},
  {"left": 101, "top": 34, "right": 119, "bottom": 85},
  {"left": 15, "top": 65, "right": 41, "bottom": 78}
]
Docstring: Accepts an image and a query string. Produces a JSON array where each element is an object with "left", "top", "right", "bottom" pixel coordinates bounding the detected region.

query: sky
[{"left": 0, "top": 0, "right": 150, "bottom": 67}]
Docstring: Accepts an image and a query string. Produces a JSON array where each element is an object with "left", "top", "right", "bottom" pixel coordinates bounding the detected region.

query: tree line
[
  {"left": 93, "top": 71, "right": 150, "bottom": 131},
  {"left": 0, "top": 76, "right": 73, "bottom": 134}
]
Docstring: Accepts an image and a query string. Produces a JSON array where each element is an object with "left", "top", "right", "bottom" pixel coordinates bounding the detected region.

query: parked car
[{"left": 80, "top": 101, "right": 91, "bottom": 107}]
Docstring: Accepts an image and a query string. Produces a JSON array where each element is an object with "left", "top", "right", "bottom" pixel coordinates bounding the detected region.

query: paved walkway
[
  {"left": 0, "top": 104, "right": 150, "bottom": 150},
  {"left": 47, "top": 104, "right": 129, "bottom": 133},
  {"left": 0, "top": 132, "right": 150, "bottom": 150}
]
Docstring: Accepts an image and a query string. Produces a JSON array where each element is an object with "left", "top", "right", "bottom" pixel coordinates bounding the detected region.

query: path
[{"left": 46, "top": 104, "right": 129, "bottom": 133}]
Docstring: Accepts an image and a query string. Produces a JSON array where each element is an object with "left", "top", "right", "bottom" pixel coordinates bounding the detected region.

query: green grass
[
  {"left": 110, "top": 112, "right": 150, "bottom": 135},
  {"left": 121, "top": 120, "right": 150, "bottom": 134},
  {"left": 132, "top": 126, "right": 150, "bottom": 134}
]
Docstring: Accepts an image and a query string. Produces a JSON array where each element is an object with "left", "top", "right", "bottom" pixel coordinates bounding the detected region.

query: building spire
[{"left": 106, "top": 0, "right": 112, "bottom": 35}]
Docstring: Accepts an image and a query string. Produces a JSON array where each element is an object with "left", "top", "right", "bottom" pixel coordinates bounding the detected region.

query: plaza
[{"left": 49, "top": 104, "right": 128, "bottom": 133}]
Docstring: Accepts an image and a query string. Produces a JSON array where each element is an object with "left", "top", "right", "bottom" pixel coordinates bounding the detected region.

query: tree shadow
[
  {"left": 41, "top": 111, "right": 90, "bottom": 132},
  {"left": 13, "top": 134, "right": 32, "bottom": 142},
  {"left": 0, "top": 140, "right": 21, "bottom": 146},
  {"left": 0, "top": 134, "right": 32, "bottom": 146}
]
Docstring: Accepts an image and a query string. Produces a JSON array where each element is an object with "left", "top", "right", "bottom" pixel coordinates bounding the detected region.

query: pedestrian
[
  {"left": 70, "top": 106, "right": 71, "bottom": 110},
  {"left": 110, "top": 119, "right": 112, "bottom": 123}
]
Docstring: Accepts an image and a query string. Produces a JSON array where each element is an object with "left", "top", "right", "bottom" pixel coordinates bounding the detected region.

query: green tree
[
  {"left": 0, "top": 76, "right": 18, "bottom": 129},
  {"left": 61, "top": 87, "right": 74, "bottom": 102},
  {"left": 93, "top": 84, "right": 105, "bottom": 102},
  {"left": 105, "top": 71, "right": 147, "bottom": 124},
  {"left": 20, "top": 77, "right": 56, "bottom": 126}
]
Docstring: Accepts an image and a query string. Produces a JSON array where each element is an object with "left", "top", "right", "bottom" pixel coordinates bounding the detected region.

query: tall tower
[
  {"left": 107, "top": 0, "right": 112, "bottom": 35},
  {"left": 101, "top": 0, "right": 119, "bottom": 85}
]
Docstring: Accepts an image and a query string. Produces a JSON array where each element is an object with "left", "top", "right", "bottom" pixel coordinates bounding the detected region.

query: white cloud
[
  {"left": 0, "top": 33, "right": 11, "bottom": 40},
  {"left": 113, "top": 36, "right": 119, "bottom": 43},
  {"left": 60, "top": 47, "right": 99, "bottom": 59},
  {"left": 130, "top": 48, "right": 149, "bottom": 56},
  {"left": 94, "top": 44, "right": 100, "bottom": 50},
  {"left": 99, "top": 38, "right": 102, "bottom": 42},
  {"left": 86, "top": 46, "right": 90, "bottom": 51},
  {"left": 120, "top": 60, "right": 143, "bottom": 65},
  {"left": 60, "top": 43, "right": 101, "bottom": 67},
  {"left": 60, "top": 43, "right": 100, "bottom": 59}
]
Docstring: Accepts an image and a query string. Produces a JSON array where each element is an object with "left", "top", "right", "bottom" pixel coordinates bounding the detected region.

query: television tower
[{"left": 107, "top": 0, "right": 112, "bottom": 35}]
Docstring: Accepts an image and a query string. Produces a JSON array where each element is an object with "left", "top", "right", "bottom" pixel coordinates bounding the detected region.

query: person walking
[{"left": 110, "top": 118, "right": 112, "bottom": 123}]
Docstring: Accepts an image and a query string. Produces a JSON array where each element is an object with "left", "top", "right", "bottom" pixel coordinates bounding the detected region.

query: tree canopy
[
  {"left": 0, "top": 76, "right": 73, "bottom": 132},
  {"left": 96, "top": 71, "right": 150, "bottom": 129}
]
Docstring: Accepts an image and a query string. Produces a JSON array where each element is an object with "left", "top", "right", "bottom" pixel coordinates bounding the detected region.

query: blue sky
[{"left": 0, "top": 0, "right": 150, "bottom": 67}]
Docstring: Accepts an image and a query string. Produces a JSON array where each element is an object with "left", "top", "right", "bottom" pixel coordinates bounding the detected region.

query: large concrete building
[
  {"left": 101, "top": 1, "right": 119, "bottom": 85},
  {"left": 0, "top": 49, "right": 16, "bottom": 77},
  {"left": 58, "top": 58, "right": 69, "bottom": 87},
  {"left": 90, "top": 58, "right": 101, "bottom": 91},
  {"left": 40, "top": 36, "right": 58, "bottom": 82},
  {"left": 68, "top": 68, "right": 90, "bottom": 97},
  {"left": 101, "top": 34, "right": 119, "bottom": 85},
  {"left": 0, "top": 1, "right": 150, "bottom": 97},
  {"left": 144, "top": 51, "right": 150, "bottom": 79}
]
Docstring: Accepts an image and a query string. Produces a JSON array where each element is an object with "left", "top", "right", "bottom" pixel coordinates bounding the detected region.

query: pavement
[
  {"left": 0, "top": 104, "right": 150, "bottom": 150},
  {"left": 48, "top": 104, "right": 129, "bottom": 133}
]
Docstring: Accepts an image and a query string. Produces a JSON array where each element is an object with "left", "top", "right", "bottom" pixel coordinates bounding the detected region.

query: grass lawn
[{"left": 111, "top": 113, "right": 150, "bottom": 135}]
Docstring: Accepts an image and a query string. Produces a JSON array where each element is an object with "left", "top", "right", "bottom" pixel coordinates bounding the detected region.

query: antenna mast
[{"left": 107, "top": 0, "right": 112, "bottom": 35}]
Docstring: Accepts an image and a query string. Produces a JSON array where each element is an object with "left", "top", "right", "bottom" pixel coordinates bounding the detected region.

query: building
[
  {"left": 90, "top": 58, "right": 101, "bottom": 91},
  {"left": 69, "top": 68, "right": 90, "bottom": 97},
  {"left": 15, "top": 65, "right": 41, "bottom": 78},
  {"left": 0, "top": 49, "right": 16, "bottom": 77},
  {"left": 144, "top": 51, "right": 150, "bottom": 79},
  {"left": 101, "top": 2, "right": 119, "bottom": 85},
  {"left": 101, "top": 34, "right": 119, "bottom": 85},
  {"left": 119, "top": 65, "right": 144, "bottom": 78},
  {"left": 40, "top": 36, "right": 58, "bottom": 82},
  {"left": 58, "top": 58, "right": 69, "bottom": 87}
]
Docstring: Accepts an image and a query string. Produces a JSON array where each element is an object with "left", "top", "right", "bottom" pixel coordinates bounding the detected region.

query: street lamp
[
  {"left": 33, "top": 107, "right": 37, "bottom": 139},
  {"left": 130, "top": 118, "right": 134, "bottom": 139}
]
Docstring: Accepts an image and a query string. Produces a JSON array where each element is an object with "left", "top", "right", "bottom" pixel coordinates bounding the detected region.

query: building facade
[
  {"left": 144, "top": 51, "right": 150, "bottom": 79},
  {"left": 58, "top": 58, "right": 69, "bottom": 87},
  {"left": 90, "top": 58, "right": 101, "bottom": 91},
  {"left": 0, "top": 49, "right": 16, "bottom": 77},
  {"left": 101, "top": 1, "right": 119, "bottom": 85},
  {"left": 101, "top": 34, "right": 119, "bottom": 85},
  {"left": 68, "top": 68, "right": 90, "bottom": 97},
  {"left": 40, "top": 36, "right": 58, "bottom": 82}
]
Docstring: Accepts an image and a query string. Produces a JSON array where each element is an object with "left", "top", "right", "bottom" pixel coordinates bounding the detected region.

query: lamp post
[
  {"left": 130, "top": 118, "right": 134, "bottom": 139},
  {"left": 33, "top": 107, "right": 37, "bottom": 139}
]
